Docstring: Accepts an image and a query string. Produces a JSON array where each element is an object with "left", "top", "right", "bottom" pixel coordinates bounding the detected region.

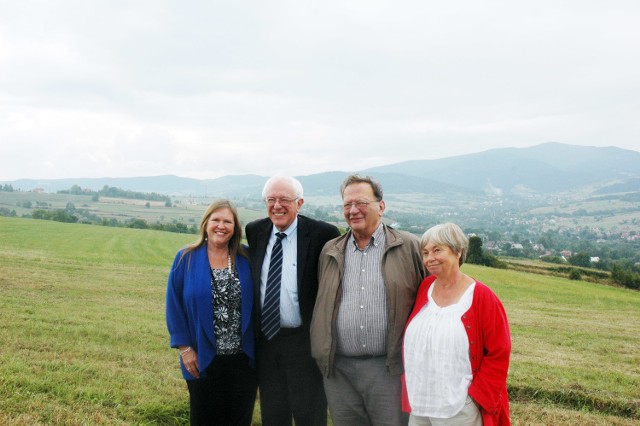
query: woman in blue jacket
[{"left": 166, "top": 199, "right": 256, "bottom": 425}]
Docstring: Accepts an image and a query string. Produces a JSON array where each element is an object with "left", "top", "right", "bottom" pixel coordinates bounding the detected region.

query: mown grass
[
  {"left": 0, "top": 217, "right": 193, "bottom": 425},
  {"left": 467, "top": 266, "right": 640, "bottom": 425},
  {"left": 1, "top": 216, "right": 639, "bottom": 425}
]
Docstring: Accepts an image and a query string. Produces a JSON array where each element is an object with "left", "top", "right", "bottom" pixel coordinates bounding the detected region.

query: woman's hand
[{"left": 179, "top": 346, "right": 200, "bottom": 378}]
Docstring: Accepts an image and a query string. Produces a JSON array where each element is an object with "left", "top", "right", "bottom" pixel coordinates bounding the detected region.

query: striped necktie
[{"left": 262, "top": 232, "right": 286, "bottom": 340}]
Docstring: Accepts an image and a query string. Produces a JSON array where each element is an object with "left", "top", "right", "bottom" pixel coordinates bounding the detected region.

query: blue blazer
[{"left": 166, "top": 244, "right": 255, "bottom": 380}]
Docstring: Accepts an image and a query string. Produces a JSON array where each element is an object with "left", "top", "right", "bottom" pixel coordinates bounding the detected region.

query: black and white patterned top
[{"left": 210, "top": 267, "right": 242, "bottom": 355}]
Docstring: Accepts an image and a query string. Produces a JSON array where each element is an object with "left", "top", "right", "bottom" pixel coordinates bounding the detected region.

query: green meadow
[{"left": 1, "top": 217, "right": 638, "bottom": 425}]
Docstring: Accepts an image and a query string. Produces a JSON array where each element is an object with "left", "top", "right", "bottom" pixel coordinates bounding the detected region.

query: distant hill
[
  {"left": 365, "top": 142, "right": 640, "bottom": 195},
  {"left": 3, "top": 143, "right": 639, "bottom": 197},
  {"left": 5, "top": 174, "right": 267, "bottom": 197},
  {"left": 298, "top": 171, "right": 475, "bottom": 197}
]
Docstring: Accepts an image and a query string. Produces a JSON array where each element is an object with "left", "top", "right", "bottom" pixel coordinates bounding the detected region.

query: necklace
[{"left": 208, "top": 247, "right": 233, "bottom": 276}]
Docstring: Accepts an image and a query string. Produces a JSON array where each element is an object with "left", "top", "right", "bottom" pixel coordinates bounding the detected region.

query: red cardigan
[{"left": 402, "top": 276, "right": 512, "bottom": 426}]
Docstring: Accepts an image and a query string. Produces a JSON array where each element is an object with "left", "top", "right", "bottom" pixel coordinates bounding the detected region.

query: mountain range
[{"left": 4, "top": 142, "right": 640, "bottom": 198}]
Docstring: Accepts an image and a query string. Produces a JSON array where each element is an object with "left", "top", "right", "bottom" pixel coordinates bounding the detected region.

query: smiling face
[
  {"left": 205, "top": 207, "right": 235, "bottom": 249},
  {"left": 342, "top": 182, "right": 385, "bottom": 240},
  {"left": 422, "top": 242, "right": 462, "bottom": 278},
  {"left": 264, "top": 177, "right": 304, "bottom": 231}
]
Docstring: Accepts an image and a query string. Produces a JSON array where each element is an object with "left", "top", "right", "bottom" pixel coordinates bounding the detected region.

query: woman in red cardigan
[{"left": 402, "top": 223, "right": 511, "bottom": 426}]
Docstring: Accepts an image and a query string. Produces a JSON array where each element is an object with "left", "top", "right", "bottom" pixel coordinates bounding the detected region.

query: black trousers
[
  {"left": 257, "top": 327, "right": 327, "bottom": 426},
  {"left": 186, "top": 353, "right": 257, "bottom": 426}
]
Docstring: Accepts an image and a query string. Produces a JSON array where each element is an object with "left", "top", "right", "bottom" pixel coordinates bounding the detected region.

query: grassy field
[{"left": 1, "top": 217, "right": 639, "bottom": 425}]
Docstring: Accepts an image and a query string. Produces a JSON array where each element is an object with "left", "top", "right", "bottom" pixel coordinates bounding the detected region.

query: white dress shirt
[{"left": 259, "top": 218, "right": 302, "bottom": 328}]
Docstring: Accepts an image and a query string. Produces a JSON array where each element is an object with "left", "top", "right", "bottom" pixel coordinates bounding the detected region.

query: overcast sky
[{"left": 1, "top": 0, "right": 639, "bottom": 181}]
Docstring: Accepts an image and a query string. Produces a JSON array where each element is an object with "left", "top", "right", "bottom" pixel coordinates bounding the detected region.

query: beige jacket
[{"left": 310, "top": 224, "right": 426, "bottom": 377}]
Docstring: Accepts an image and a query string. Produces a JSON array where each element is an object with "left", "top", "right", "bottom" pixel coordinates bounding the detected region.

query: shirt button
[
  {"left": 360, "top": 305, "right": 364, "bottom": 309},
  {"left": 360, "top": 325, "right": 364, "bottom": 329},
  {"left": 362, "top": 269, "right": 365, "bottom": 272},
  {"left": 361, "top": 286, "right": 365, "bottom": 290},
  {"left": 362, "top": 344, "right": 367, "bottom": 348}
]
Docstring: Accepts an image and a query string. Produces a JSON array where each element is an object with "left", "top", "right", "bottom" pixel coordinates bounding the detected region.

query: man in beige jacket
[{"left": 310, "top": 174, "right": 425, "bottom": 426}]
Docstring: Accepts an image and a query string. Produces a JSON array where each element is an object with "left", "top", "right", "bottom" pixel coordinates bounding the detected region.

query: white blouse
[{"left": 403, "top": 282, "right": 476, "bottom": 418}]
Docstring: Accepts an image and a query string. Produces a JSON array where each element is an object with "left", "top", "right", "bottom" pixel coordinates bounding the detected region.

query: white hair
[{"left": 261, "top": 175, "right": 304, "bottom": 199}]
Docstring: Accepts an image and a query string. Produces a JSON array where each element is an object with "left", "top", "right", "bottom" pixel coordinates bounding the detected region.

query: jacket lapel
[
  {"left": 252, "top": 219, "right": 273, "bottom": 316},
  {"left": 297, "top": 216, "right": 310, "bottom": 291},
  {"left": 253, "top": 219, "right": 272, "bottom": 278}
]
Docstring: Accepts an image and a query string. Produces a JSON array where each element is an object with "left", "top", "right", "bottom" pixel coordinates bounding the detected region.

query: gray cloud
[{"left": 1, "top": 0, "right": 639, "bottom": 180}]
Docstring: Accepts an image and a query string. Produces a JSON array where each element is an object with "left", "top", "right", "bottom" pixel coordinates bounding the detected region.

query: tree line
[
  {"left": 59, "top": 185, "right": 172, "bottom": 205},
  {"left": 29, "top": 206, "right": 197, "bottom": 234}
]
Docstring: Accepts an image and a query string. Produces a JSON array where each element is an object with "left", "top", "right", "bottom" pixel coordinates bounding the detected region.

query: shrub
[
  {"left": 540, "top": 255, "right": 566, "bottom": 264},
  {"left": 611, "top": 263, "right": 640, "bottom": 290},
  {"left": 569, "top": 269, "right": 582, "bottom": 280},
  {"left": 483, "top": 253, "right": 508, "bottom": 269}
]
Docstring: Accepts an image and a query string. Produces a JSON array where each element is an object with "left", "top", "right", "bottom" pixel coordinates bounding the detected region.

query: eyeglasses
[
  {"left": 343, "top": 200, "right": 378, "bottom": 211},
  {"left": 265, "top": 197, "right": 298, "bottom": 206}
]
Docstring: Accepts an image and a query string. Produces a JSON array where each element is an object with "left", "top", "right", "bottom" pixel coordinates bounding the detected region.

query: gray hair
[
  {"left": 340, "top": 174, "right": 383, "bottom": 201},
  {"left": 262, "top": 175, "right": 304, "bottom": 199},
  {"left": 421, "top": 222, "right": 469, "bottom": 266}
]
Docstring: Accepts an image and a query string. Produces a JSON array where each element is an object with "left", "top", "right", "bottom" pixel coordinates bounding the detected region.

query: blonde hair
[
  {"left": 421, "top": 222, "right": 468, "bottom": 266},
  {"left": 179, "top": 199, "right": 246, "bottom": 266}
]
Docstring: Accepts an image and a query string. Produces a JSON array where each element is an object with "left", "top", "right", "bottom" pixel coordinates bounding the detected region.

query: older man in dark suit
[{"left": 246, "top": 175, "right": 340, "bottom": 426}]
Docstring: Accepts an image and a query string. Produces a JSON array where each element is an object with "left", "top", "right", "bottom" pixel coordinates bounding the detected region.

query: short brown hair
[{"left": 340, "top": 174, "right": 383, "bottom": 201}]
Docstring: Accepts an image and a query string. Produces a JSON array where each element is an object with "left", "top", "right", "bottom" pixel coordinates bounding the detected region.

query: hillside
[
  {"left": 2, "top": 142, "right": 638, "bottom": 270},
  {"left": 365, "top": 142, "right": 640, "bottom": 194},
  {"left": 1, "top": 217, "right": 638, "bottom": 425}
]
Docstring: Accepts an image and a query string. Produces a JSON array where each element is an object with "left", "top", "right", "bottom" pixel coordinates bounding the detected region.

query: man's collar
[
  {"left": 272, "top": 216, "right": 298, "bottom": 238},
  {"left": 349, "top": 222, "right": 384, "bottom": 251}
]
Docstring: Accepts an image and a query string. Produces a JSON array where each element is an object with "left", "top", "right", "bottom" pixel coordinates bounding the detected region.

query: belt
[
  {"left": 342, "top": 354, "right": 385, "bottom": 360},
  {"left": 278, "top": 326, "right": 303, "bottom": 336},
  {"left": 261, "top": 326, "right": 303, "bottom": 339}
]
